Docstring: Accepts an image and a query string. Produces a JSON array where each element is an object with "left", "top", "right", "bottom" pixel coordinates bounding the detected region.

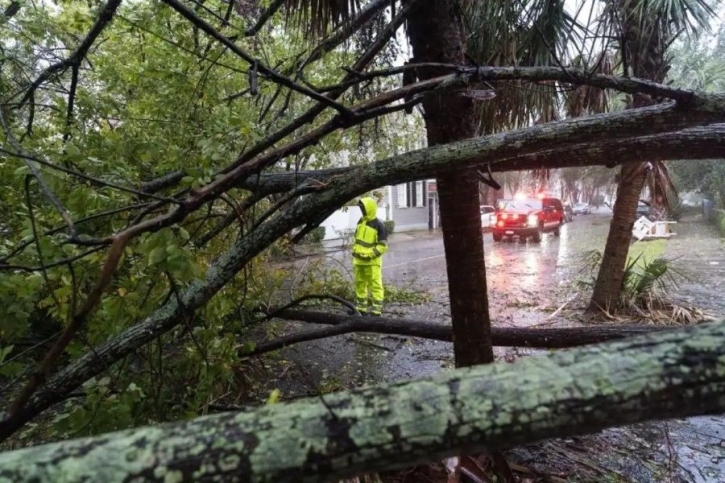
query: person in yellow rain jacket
[{"left": 352, "top": 197, "right": 388, "bottom": 316}]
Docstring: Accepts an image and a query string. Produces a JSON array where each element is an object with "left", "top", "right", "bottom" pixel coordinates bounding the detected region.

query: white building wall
[{"left": 320, "top": 198, "right": 390, "bottom": 241}]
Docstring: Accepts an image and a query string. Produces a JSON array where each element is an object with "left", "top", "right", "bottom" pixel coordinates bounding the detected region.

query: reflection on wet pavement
[{"left": 276, "top": 211, "right": 725, "bottom": 482}]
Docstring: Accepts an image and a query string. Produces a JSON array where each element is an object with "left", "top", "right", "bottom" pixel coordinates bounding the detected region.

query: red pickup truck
[{"left": 492, "top": 196, "right": 565, "bottom": 243}]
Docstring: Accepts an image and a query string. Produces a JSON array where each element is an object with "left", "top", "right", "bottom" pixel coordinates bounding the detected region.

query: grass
[
  {"left": 627, "top": 239, "right": 667, "bottom": 269},
  {"left": 576, "top": 241, "right": 707, "bottom": 325}
]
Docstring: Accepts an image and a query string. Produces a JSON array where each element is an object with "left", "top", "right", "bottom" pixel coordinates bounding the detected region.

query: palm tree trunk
[
  {"left": 589, "top": 8, "right": 669, "bottom": 312},
  {"left": 405, "top": 0, "right": 493, "bottom": 367},
  {"left": 589, "top": 162, "right": 646, "bottom": 310}
]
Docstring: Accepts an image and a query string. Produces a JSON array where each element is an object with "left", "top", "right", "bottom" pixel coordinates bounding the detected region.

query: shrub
[
  {"left": 719, "top": 211, "right": 725, "bottom": 237},
  {"left": 304, "top": 226, "right": 326, "bottom": 244},
  {"left": 576, "top": 249, "right": 701, "bottom": 323},
  {"left": 383, "top": 220, "right": 395, "bottom": 234}
]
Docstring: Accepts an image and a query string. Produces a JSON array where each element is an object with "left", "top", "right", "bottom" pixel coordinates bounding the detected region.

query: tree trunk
[
  {"left": 405, "top": 0, "right": 493, "bottom": 367},
  {"left": 589, "top": 6, "right": 669, "bottom": 312},
  {"left": 2, "top": 320, "right": 724, "bottom": 482},
  {"left": 2, "top": 107, "right": 723, "bottom": 443},
  {"left": 590, "top": 162, "right": 646, "bottom": 311}
]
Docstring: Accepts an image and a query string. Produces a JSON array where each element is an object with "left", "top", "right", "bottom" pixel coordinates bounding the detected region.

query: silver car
[{"left": 573, "top": 202, "right": 591, "bottom": 215}]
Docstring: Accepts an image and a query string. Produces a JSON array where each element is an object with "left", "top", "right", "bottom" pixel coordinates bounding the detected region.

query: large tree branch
[
  {"left": 140, "top": 0, "right": 420, "bottom": 195},
  {"left": 324, "top": 63, "right": 701, "bottom": 105},
  {"left": 140, "top": 65, "right": 722, "bottom": 196},
  {"left": 1, "top": 320, "right": 724, "bottom": 481},
  {"left": 237, "top": 123, "right": 725, "bottom": 195},
  {"left": 243, "top": 308, "right": 665, "bottom": 356},
  {"left": 3, "top": 104, "right": 724, "bottom": 442},
  {"left": 17, "top": 0, "right": 123, "bottom": 106},
  {"left": 160, "top": 0, "right": 354, "bottom": 117}
]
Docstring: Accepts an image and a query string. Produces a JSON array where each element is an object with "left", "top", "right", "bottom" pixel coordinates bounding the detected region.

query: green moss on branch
[{"left": 1, "top": 320, "right": 725, "bottom": 482}]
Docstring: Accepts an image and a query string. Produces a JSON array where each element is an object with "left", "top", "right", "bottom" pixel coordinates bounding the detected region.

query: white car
[
  {"left": 573, "top": 203, "right": 591, "bottom": 215},
  {"left": 480, "top": 205, "right": 496, "bottom": 231}
]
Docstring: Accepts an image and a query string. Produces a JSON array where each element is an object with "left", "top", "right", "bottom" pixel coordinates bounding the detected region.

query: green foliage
[
  {"left": 303, "top": 226, "right": 326, "bottom": 244},
  {"left": 667, "top": 25, "right": 725, "bottom": 207},
  {"left": 718, "top": 211, "right": 725, "bottom": 237},
  {"left": 383, "top": 220, "right": 394, "bottom": 234},
  {"left": 51, "top": 378, "right": 146, "bottom": 437},
  {"left": 578, "top": 247, "right": 686, "bottom": 312},
  {"left": 0, "top": 0, "right": 420, "bottom": 443}
]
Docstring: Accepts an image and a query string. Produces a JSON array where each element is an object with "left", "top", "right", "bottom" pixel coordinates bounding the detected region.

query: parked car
[
  {"left": 492, "top": 196, "right": 565, "bottom": 243},
  {"left": 572, "top": 202, "right": 591, "bottom": 215},
  {"left": 636, "top": 201, "right": 651, "bottom": 219},
  {"left": 480, "top": 205, "right": 495, "bottom": 231}
]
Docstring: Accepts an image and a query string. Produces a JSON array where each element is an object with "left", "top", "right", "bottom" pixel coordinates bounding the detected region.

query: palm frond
[
  {"left": 284, "top": 0, "right": 359, "bottom": 36},
  {"left": 564, "top": 50, "right": 616, "bottom": 117},
  {"left": 644, "top": 160, "right": 678, "bottom": 212},
  {"left": 464, "top": 0, "right": 584, "bottom": 134},
  {"left": 628, "top": 0, "right": 717, "bottom": 37}
]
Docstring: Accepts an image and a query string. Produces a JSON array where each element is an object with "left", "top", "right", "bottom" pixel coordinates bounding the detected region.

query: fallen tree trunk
[
  {"left": 3, "top": 105, "right": 724, "bottom": 442},
  {"left": 244, "top": 309, "right": 667, "bottom": 356},
  {"left": 239, "top": 124, "right": 725, "bottom": 196},
  {"left": 1, "top": 320, "right": 724, "bottom": 482}
]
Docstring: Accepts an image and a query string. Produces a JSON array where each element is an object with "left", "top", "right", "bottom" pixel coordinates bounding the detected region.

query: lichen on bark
[{"left": 1, "top": 320, "right": 725, "bottom": 482}]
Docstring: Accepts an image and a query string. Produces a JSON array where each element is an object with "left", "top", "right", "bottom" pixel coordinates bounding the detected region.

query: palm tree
[
  {"left": 588, "top": 0, "right": 714, "bottom": 312},
  {"left": 281, "top": 0, "right": 584, "bottom": 369}
]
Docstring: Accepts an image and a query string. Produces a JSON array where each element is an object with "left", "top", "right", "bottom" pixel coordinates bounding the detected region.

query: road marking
[{"left": 385, "top": 254, "right": 445, "bottom": 269}]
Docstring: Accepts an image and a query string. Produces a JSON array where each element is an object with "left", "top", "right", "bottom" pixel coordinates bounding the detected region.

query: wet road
[{"left": 272, "top": 210, "right": 725, "bottom": 482}]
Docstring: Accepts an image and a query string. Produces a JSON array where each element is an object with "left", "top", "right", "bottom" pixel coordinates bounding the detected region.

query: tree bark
[
  {"left": 589, "top": 5, "right": 670, "bottom": 312},
  {"left": 239, "top": 124, "right": 725, "bottom": 199},
  {"left": 589, "top": 162, "right": 647, "bottom": 311},
  {"left": 405, "top": 0, "right": 493, "bottom": 367},
  {"left": 2, "top": 104, "right": 723, "bottom": 443},
  {"left": 1, "top": 320, "right": 724, "bottom": 482},
  {"left": 244, "top": 308, "right": 666, "bottom": 356}
]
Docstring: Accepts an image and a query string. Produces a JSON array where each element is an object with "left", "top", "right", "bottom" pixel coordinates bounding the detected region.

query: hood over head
[{"left": 358, "top": 197, "right": 377, "bottom": 220}]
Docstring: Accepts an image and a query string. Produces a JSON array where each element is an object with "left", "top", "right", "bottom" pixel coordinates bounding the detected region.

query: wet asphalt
[{"left": 270, "top": 209, "right": 725, "bottom": 481}]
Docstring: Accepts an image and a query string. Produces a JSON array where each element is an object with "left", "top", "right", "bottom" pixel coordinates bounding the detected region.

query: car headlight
[{"left": 527, "top": 214, "right": 538, "bottom": 227}]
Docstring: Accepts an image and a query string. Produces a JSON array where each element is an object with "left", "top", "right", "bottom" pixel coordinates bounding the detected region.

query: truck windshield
[{"left": 497, "top": 199, "right": 542, "bottom": 211}]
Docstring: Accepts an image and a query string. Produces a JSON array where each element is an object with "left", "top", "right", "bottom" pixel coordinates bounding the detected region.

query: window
[
  {"left": 499, "top": 199, "right": 542, "bottom": 211},
  {"left": 397, "top": 183, "right": 426, "bottom": 208},
  {"left": 397, "top": 184, "right": 408, "bottom": 208}
]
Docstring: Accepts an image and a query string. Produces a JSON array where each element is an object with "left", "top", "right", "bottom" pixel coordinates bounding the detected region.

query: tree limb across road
[
  {"left": 3, "top": 103, "right": 724, "bottom": 444},
  {"left": 1, "top": 319, "right": 723, "bottom": 482},
  {"left": 243, "top": 308, "right": 668, "bottom": 356}
]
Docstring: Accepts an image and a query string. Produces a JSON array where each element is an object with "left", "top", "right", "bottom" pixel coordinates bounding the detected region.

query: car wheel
[
  {"left": 492, "top": 232, "right": 502, "bottom": 242},
  {"left": 554, "top": 222, "right": 561, "bottom": 236},
  {"left": 532, "top": 225, "right": 543, "bottom": 243}
]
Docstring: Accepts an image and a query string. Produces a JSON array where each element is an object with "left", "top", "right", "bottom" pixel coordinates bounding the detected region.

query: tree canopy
[{"left": 1, "top": 0, "right": 724, "bottom": 477}]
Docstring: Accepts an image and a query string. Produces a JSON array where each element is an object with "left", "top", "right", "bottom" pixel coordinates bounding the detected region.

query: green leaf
[
  {"left": 149, "top": 246, "right": 166, "bottom": 265},
  {"left": 266, "top": 388, "right": 281, "bottom": 405}
]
